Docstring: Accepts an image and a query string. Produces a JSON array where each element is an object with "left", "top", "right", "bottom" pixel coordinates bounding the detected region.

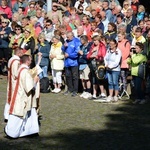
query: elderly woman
[
  {"left": 87, "top": 35, "right": 106, "bottom": 99},
  {"left": 0, "top": 18, "right": 11, "bottom": 75},
  {"left": 104, "top": 39, "right": 122, "bottom": 102},
  {"left": 35, "top": 33, "right": 50, "bottom": 79},
  {"left": 49, "top": 35, "right": 64, "bottom": 93}
]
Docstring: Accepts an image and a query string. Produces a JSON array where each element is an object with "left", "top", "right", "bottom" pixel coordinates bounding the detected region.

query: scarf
[
  {"left": 24, "top": 35, "right": 32, "bottom": 43},
  {"left": 52, "top": 42, "right": 62, "bottom": 49}
]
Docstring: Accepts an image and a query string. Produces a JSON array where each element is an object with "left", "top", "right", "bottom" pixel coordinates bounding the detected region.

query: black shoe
[
  {"left": 63, "top": 90, "right": 71, "bottom": 95},
  {"left": 88, "top": 96, "right": 97, "bottom": 100},
  {"left": 71, "top": 92, "right": 78, "bottom": 97},
  {"left": 4, "top": 119, "right": 8, "bottom": 123}
]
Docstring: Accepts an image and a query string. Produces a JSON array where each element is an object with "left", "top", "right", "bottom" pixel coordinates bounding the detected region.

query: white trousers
[
  {"left": 5, "top": 108, "right": 39, "bottom": 138},
  {"left": 52, "top": 69, "right": 62, "bottom": 84}
]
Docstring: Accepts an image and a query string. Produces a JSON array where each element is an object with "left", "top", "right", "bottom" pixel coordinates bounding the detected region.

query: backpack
[
  {"left": 40, "top": 77, "right": 50, "bottom": 93},
  {"left": 95, "top": 65, "right": 105, "bottom": 80}
]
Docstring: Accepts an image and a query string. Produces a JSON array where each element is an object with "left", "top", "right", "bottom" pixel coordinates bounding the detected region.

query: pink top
[
  {"left": 83, "top": 24, "right": 91, "bottom": 35},
  {"left": 118, "top": 39, "right": 131, "bottom": 68},
  {"left": 0, "top": 6, "right": 12, "bottom": 19}
]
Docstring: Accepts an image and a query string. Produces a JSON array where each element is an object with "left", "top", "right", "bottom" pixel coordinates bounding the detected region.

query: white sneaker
[
  {"left": 52, "top": 88, "right": 57, "bottom": 93},
  {"left": 54, "top": 88, "right": 61, "bottom": 93},
  {"left": 80, "top": 91, "right": 87, "bottom": 98},
  {"left": 113, "top": 96, "right": 118, "bottom": 102},
  {"left": 83, "top": 92, "right": 92, "bottom": 99},
  {"left": 105, "top": 96, "right": 113, "bottom": 102}
]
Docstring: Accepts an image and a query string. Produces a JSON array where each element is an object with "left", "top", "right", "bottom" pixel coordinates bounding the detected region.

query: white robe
[
  {"left": 5, "top": 64, "right": 39, "bottom": 138},
  {"left": 5, "top": 108, "right": 39, "bottom": 138},
  {"left": 4, "top": 55, "right": 20, "bottom": 120}
]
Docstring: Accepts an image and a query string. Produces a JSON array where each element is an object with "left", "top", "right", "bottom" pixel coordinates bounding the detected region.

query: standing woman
[
  {"left": 20, "top": 27, "right": 35, "bottom": 68},
  {"left": 49, "top": 35, "right": 64, "bottom": 93},
  {"left": 127, "top": 42, "right": 147, "bottom": 104},
  {"left": 104, "top": 39, "right": 122, "bottom": 102},
  {"left": 0, "top": 18, "right": 11, "bottom": 75},
  {"left": 87, "top": 35, "right": 106, "bottom": 99},
  {"left": 35, "top": 33, "right": 50, "bottom": 79},
  {"left": 117, "top": 32, "right": 130, "bottom": 93}
]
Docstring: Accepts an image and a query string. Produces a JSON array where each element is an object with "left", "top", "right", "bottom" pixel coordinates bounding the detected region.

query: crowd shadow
[{"left": 0, "top": 102, "right": 150, "bottom": 150}]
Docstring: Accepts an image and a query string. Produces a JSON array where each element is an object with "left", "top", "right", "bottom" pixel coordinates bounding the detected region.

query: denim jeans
[
  {"left": 39, "top": 66, "right": 48, "bottom": 79},
  {"left": 107, "top": 70, "right": 120, "bottom": 90}
]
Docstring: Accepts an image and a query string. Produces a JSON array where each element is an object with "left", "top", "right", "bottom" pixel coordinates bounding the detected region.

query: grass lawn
[{"left": 0, "top": 75, "right": 150, "bottom": 150}]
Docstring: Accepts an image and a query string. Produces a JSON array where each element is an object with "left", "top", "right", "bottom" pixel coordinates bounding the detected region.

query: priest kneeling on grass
[{"left": 5, "top": 54, "right": 41, "bottom": 138}]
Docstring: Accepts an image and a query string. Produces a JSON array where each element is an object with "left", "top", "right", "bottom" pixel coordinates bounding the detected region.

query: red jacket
[
  {"left": 87, "top": 42, "right": 106, "bottom": 61},
  {"left": 0, "top": 6, "right": 12, "bottom": 19}
]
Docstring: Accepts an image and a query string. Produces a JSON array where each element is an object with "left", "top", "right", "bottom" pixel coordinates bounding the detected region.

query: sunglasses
[
  {"left": 2, "top": 22, "right": 7, "bottom": 24},
  {"left": 46, "top": 24, "right": 51, "bottom": 26}
]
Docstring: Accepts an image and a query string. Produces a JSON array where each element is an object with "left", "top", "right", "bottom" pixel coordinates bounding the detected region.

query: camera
[{"left": 130, "top": 47, "right": 136, "bottom": 53}]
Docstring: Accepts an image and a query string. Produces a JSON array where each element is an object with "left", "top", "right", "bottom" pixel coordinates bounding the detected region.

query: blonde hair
[
  {"left": 38, "top": 33, "right": 45, "bottom": 39},
  {"left": 138, "top": 5, "right": 145, "bottom": 12},
  {"left": 92, "top": 35, "right": 101, "bottom": 41}
]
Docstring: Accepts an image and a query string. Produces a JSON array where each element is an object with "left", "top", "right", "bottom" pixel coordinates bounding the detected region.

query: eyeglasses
[
  {"left": 2, "top": 22, "right": 7, "bottom": 24},
  {"left": 46, "top": 24, "right": 51, "bottom": 26}
]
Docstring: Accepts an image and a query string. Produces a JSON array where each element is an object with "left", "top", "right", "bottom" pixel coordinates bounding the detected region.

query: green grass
[{"left": 0, "top": 76, "right": 150, "bottom": 150}]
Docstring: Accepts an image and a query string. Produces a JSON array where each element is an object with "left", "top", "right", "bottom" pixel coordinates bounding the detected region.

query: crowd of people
[{"left": 1, "top": 0, "right": 150, "bottom": 138}]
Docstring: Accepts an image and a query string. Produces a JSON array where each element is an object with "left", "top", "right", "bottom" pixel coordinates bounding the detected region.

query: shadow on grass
[{"left": 0, "top": 102, "right": 150, "bottom": 150}]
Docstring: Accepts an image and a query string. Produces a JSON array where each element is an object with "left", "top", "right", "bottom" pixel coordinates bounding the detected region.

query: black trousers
[{"left": 65, "top": 66, "right": 78, "bottom": 93}]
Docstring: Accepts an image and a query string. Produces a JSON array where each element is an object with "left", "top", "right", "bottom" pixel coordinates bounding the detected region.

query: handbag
[{"left": 138, "top": 62, "right": 146, "bottom": 79}]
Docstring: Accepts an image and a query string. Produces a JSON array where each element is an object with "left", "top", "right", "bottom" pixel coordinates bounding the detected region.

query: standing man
[
  {"left": 62, "top": 31, "right": 81, "bottom": 97},
  {"left": 5, "top": 55, "right": 40, "bottom": 138},
  {"left": 4, "top": 47, "right": 23, "bottom": 122}
]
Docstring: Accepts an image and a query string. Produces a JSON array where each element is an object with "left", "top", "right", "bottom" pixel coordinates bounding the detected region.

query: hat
[{"left": 24, "top": 27, "right": 31, "bottom": 33}]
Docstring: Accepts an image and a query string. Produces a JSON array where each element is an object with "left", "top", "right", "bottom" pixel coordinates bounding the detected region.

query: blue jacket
[
  {"left": 0, "top": 26, "right": 11, "bottom": 48},
  {"left": 78, "top": 42, "right": 92, "bottom": 64},
  {"left": 97, "top": 22, "right": 104, "bottom": 33},
  {"left": 13, "top": 2, "right": 27, "bottom": 13},
  {"left": 62, "top": 37, "right": 81, "bottom": 67},
  {"left": 36, "top": 41, "right": 50, "bottom": 67}
]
